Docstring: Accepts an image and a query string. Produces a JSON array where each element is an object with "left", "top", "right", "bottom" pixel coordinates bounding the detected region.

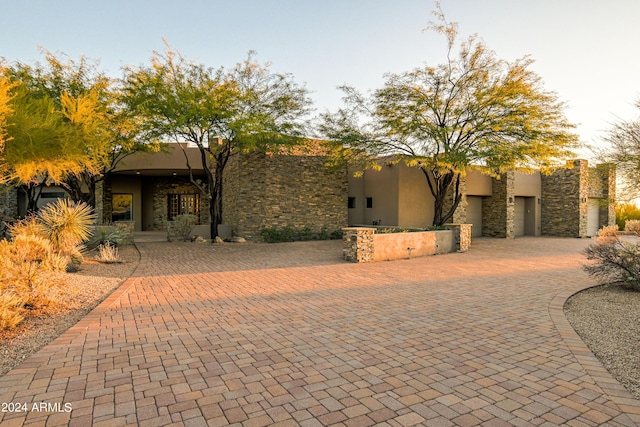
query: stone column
[
  {"left": 94, "top": 180, "right": 105, "bottom": 224},
  {"left": 342, "top": 227, "right": 375, "bottom": 263},
  {"left": 482, "top": 171, "right": 515, "bottom": 238},
  {"left": 442, "top": 173, "right": 468, "bottom": 224},
  {"left": 541, "top": 160, "right": 588, "bottom": 237},
  {"left": 446, "top": 223, "right": 472, "bottom": 252}
]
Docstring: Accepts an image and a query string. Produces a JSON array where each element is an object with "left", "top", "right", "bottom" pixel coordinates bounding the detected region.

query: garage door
[
  {"left": 466, "top": 196, "right": 483, "bottom": 237},
  {"left": 514, "top": 197, "right": 526, "bottom": 237},
  {"left": 587, "top": 199, "right": 600, "bottom": 237}
]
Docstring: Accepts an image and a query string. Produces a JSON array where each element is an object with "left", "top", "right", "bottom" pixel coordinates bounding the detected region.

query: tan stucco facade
[{"left": 348, "top": 160, "right": 615, "bottom": 238}]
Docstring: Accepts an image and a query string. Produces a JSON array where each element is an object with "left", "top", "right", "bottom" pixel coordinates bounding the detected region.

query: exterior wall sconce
[
  {"left": 508, "top": 196, "right": 513, "bottom": 204},
  {"left": 581, "top": 197, "right": 587, "bottom": 203}
]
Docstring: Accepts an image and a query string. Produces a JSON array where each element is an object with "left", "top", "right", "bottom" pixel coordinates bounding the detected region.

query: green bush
[
  {"left": 261, "top": 226, "right": 295, "bottom": 243},
  {"left": 90, "top": 224, "right": 128, "bottom": 247},
  {"left": 260, "top": 226, "right": 343, "bottom": 243},
  {"left": 167, "top": 214, "right": 198, "bottom": 242}
]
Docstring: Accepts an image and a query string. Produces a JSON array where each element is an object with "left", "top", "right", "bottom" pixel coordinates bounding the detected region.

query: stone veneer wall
[
  {"left": 442, "top": 174, "right": 468, "bottom": 224},
  {"left": 342, "top": 227, "right": 375, "bottom": 262},
  {"left": 541, "top": 160, "right": 589, "bottom": 237},
  {"left": 151, "top": 177, "right": 210, "bottom": 231},
  {"left": 0, "top": 186, "right": 19, "bottom": 218},
  {"left": 223, "top": 151, "right": 348, "bottom": 241},
  {"left": 94, "top": 180, "right": 105, "bottom": 224},
  {"left": 589, "top": 163, "right": 616, "bottom": 229},
  {"left": 97, "top": 176, "right": 113, "bottom": 225},
  {"left": 482, "top": 171, "right": 514, "bottom": 238},
  {"left": 342, "top": 225, "right": 471, "bottom": 263},
  {"left": 446, "top": 223, "right": 472, "bottom": 252}
]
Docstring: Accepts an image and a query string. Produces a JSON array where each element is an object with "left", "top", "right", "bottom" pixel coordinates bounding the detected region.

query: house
[
  {"left": 348, "top": 159, "right": 615, "bottom": 238},
  {"left": 94, "top": 143, "right": 348, "bottom": 240},
  {"left": 0, "top": 147, "right": 614, "bottom": 240}
]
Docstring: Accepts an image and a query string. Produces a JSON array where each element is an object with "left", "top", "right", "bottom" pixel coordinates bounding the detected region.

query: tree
[
  {"left": 319, "top": 6, "right": 578, "bottom": 226},
  {"left": 0, "top": 68, "right": 17, "bottom": 151},
  {"left": 122, "top": 46, "right": 311, "bottom": 238},
  {"left": 1, "top": 51, "right": 152, "bottom": 211},
  {"left": 600, "top": 100, "right": 640, "bottom": 202}
]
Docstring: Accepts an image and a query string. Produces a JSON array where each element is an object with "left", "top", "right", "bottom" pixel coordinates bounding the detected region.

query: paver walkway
[{"left": 1, "top": 237, "right": 639, "bottom": 426}]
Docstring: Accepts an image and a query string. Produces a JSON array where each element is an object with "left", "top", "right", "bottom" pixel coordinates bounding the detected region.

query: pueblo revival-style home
[{"left": 0, "top": 141, "right": 614, "bottom": 240}]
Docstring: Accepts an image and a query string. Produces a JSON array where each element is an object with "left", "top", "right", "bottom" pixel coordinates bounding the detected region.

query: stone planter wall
[{"left": 343, "top": 224, "right": 472, "bottom": 263}]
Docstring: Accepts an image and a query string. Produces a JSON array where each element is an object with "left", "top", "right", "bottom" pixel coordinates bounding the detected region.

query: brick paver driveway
[{"left": 1, "top": 237, "right": 639, "bottom": 426}]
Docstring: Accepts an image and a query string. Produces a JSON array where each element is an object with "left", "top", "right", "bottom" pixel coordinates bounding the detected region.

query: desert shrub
[
  {"left": 298, "top": 226, "right": 314, "bottom": 241},
  {"left": 167, "top": 214, "right": 198, "bottom": 242},
  {"left": 595, "top": 224, "right": 619, "bottom": 245},
  {"left": 0, "top": 293, "right": 25, "bottom": 330},
  {"left": 90, "top": 224, "right": 128, "bottom": 247},
  {"left": 35, "top": 199, "right": 95, "bottom": 270},
  {"left": 95, "top": 243, "right": 122, "bottom": 263},
  {"left": 584, "top": 236, "right": 640, "bottom": 291},
  {"left": 329, "top": 229, "right": 343, "bottom": 240},
  {"left": 261, "top": 226, "right": 295, "bottom": 243},
  {"left": 0, "top": 234, "right": 66, "bottom": 310},
  {"left": 261, "top": 226, "right": 343, "bottom": 243},
  {"left": 616, "top": 203, "right": 640, "bottom": 230},
  {"left": 625, "top": 219, "right": 640, "bottom": 234}
]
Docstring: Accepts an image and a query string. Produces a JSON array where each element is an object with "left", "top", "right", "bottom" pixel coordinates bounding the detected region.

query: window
[
  {"left": 168, "top": 194, "right": 200, "bottom": 222},
  {"left": 348, "top": 197, "right": 356, "bottom": 209},
  {"left": 41, "top": 192, "right": 66, "bottom": 199},
  {"left": 366, "top": 197, "right": 373, "bottom": 208},
  {"left": 112, "top": 194, "right": 133, "bottom": 222}
]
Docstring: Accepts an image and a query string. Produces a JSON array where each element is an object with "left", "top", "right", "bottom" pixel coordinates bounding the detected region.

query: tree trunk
[
  {"left": 209, "top": 160, "right": 224, "bottom": 239},
  {"left": 421, "top": 167, "right": 462, "bottom": 226}
]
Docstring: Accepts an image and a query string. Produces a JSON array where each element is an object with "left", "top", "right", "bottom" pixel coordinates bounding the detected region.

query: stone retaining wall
[{"left": 343, "top": 224, "right": 472, "bottom": 263}]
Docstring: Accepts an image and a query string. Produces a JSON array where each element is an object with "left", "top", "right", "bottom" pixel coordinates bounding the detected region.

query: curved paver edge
[{"left": 549, "top": 286, "right": 640, "bottom": 423}]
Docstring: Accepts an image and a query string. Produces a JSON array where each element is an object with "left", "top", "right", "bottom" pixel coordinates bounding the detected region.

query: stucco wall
[
  {"left": 398, "top": 164, "right": 434, "bottom": 228},
  {"left": 466, "top": 170, "right": 492, "bottom": 196},
  {"left": 514, "top": 171, "right": 541, "bottom": 197}
]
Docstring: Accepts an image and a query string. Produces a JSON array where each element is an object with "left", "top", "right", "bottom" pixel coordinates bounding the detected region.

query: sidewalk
[{"left": 0, "top": 237, "right": 638, "bottom": 426}]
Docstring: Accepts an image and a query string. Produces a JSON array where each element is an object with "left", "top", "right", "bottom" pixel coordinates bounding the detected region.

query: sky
[{"left": 2, "top": 0, "right": 640, "bottom": 159}]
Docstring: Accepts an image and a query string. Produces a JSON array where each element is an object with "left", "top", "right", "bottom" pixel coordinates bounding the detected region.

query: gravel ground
[
  {"left": 565, "top": 284, "right": 640, "bottom": 400},
  {"left": 1, "top": 243, "right": 638, "bottom": 404},
  {"left": 0, "top": 245, "right": 140, "bottom": 377}
]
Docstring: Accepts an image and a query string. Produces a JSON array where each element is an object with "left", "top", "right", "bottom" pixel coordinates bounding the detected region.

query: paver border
[{"left": 549, "top": 286, "right": 640, "bottom": 424}]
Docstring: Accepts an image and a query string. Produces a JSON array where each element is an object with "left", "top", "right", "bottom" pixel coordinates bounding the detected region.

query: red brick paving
[{"left": 1, "top": 237, "right": 639, "bottom": 426}]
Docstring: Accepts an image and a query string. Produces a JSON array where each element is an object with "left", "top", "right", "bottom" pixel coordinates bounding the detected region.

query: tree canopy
[
  {"left": 122, "top": 46, "right": 311, "bottom": 237},
  {"left": 319, "top": 7, "right": 579, "bottom": 226},
  {"left": 1, "top": 51, "right": 153, "bottom": 211},
  {"left": 0, "top": 69, "right": 16, "bottom": 152}
]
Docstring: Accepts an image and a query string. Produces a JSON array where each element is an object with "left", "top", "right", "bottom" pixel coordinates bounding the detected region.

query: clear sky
[{"left": 2, "top": 0, "right": 639, "bottom": 158}]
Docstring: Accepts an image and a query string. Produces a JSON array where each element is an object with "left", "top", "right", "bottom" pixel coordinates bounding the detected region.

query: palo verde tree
[
  {"left": 122, "top": 46, "right": 311, "bottom": 238},
  {"left": 3, "top": 51, "right": 154, "bottom": 209},
  {"left": 320, "top": 6, "right": 578, "bottom": 226},
  {"left": 0, "top": 68, "right": 16, "bottom": 152},
  {"left": 1, "top": 52, "right": 107, "bottom": 211},
  {"left": 599, "top": 99, "right": 640, "bottom": 202}
]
